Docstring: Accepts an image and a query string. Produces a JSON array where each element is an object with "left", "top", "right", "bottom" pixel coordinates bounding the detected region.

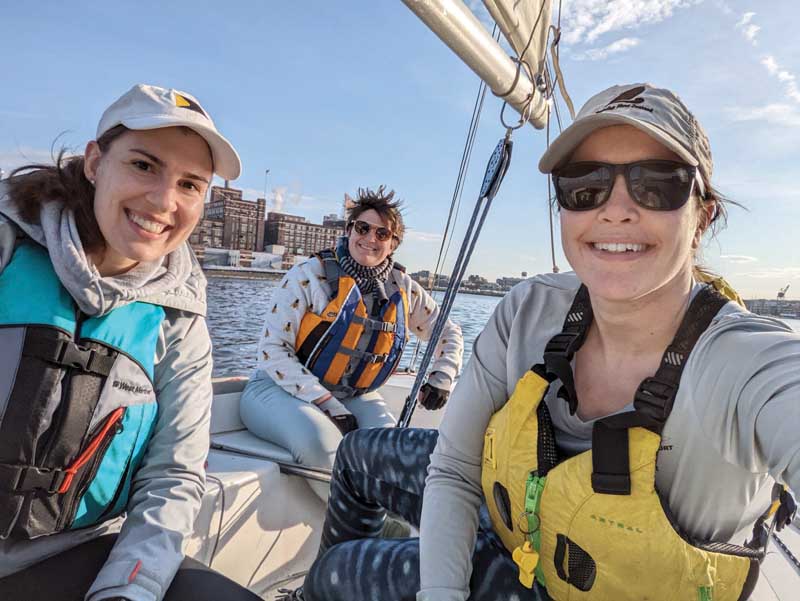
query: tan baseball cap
[
  {"left": 97, "top": 84, "right": 241, "bottom": 180},
  {"left": 539, "top": 83, "right": 712, "bottom": 187}
]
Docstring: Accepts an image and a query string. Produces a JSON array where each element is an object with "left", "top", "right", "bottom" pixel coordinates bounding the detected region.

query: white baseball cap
[
  {"left": 539, "top": 83, "right": 712, "bottom": 189},
  {"left": 97, "top": 84, "right": 241, "bottom": 180}
]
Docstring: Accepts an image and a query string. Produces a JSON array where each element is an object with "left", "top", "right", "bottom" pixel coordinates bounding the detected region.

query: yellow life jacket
[
  {"left": 294, "top": 249, "right": 409, "bottom": 396},
  {"left": 481, "top": 284, "right": 794, "bottom": 600}
]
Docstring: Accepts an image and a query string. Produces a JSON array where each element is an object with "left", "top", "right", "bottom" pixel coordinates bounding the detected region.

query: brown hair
[
  {"left": 7, "top": 125, "right": 130, "bottom": 253},
  {"left": 346, "top": 185, "right": 405, "bottom": 244}
]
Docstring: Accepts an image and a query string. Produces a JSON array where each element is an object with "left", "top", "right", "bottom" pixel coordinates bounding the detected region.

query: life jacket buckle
[
  {"left": 633, "top": 376, "right": 677, "bottom": 422},
  {"left": 16, "top": 465, "right": 67, "bottom": 494},
  {"left": 57, "top": 341, "right": 99, "bottom": 373},
  {"left": 543, "top": 332, "right": 582, "bottom": 357}
]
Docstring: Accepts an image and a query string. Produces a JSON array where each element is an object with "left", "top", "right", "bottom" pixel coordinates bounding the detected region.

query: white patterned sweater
[{"left": 254, "top": 256, "right": 464, "bottom": 403}]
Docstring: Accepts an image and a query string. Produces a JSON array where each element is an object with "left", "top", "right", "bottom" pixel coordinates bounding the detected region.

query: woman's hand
[
  {"left": 317, "top": 395, "right": 359, "bottom": 435},
  {"left": 418, "top": 372, "right": 451, "bottom": 410}
]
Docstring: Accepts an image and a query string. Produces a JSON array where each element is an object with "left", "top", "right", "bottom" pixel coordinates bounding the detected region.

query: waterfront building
[
  {"left": 199, "top": 185, "right": 267, "bottom": 252},
  {"left": 264, "top": 212, "right": 345, "bottom": 257},
  {"left": 323, "top": 213, "right": 347, "bottom": 229}
]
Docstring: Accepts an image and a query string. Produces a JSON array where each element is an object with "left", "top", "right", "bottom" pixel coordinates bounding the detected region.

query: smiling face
[
  {"left": 560, "top": 125, "right": 709, "bottom": 303},
  {"left": 347, "top": 208, "right": 397, "bottom": 267},
  {"left": 84, "top": 127, "right": 213, "bottom": 276}
]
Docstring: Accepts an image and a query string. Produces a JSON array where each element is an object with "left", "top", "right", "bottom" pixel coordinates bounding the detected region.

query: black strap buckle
[
  {"left": 543, "top": 331, "right": 582, "bottom": 357},
  {"left": 633, "top": 376, "right": 677, "bottom": 422},
  {"left": 16, "top": 466, "right": 66, "bottom": 494},
  {"left": 57, "top": 341, "right": 98, "bottom": 372}
]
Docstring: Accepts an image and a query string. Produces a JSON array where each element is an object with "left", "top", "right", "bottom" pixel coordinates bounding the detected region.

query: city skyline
[{"left": 1, "top": 2, "right": 798, "bottom": 298}]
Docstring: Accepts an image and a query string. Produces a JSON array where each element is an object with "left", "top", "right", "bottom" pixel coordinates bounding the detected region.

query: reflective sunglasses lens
[
  {"left": 374, "top": 228, "right": 391, "bottom": 242},
  {"left": 628, "top": 162, "right": 694, "bottom": 210},
  {"left": 353, "top": 221, "right": 371, "bottom": 236},
  {"left": 554, "top": 164, "right": 612, "bottom": 211},
  {"left": 354, "top": 220, "right": 392, "bottom": 242}
]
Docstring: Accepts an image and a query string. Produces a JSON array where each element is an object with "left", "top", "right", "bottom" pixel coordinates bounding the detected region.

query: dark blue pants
[{"left": 306, "top": 427, "right": 547, "bottom": 601}]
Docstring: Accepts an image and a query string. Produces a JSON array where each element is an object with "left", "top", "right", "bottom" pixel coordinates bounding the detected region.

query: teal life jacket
[{"left": 0, "top": 240, "right": 164, "bottom": 539}]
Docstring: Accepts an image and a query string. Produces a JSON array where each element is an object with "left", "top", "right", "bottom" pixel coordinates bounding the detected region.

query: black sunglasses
[
  {"left": 552, "top": 160, "right": 701, "bottom": 212},
  {"left": 349, "top": 220, "right": 396, "bottom": 242}
]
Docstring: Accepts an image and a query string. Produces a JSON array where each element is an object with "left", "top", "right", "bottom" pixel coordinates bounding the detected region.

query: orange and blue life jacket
[{"left": 294, "top": 249, "right": 409, "bottom": 396}]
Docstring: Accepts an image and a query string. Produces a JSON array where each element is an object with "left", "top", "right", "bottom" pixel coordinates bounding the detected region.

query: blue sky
[{"left": 1, "top": 0, "right": 798, "bottom": 299}]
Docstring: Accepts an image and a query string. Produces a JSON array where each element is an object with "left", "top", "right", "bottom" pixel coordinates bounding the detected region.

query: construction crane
[{"left": 778, "top": 284, "right": 790, "bottom": 300}]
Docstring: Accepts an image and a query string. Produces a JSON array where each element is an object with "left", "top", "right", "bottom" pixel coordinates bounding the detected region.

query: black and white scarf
[{"left": 337, "top": 237, "right": 394, "bottom": 295}]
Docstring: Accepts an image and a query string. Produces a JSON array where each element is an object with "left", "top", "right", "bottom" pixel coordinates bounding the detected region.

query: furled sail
[{"left": 402, "top": 0, "right": 552, "bottom": 129}]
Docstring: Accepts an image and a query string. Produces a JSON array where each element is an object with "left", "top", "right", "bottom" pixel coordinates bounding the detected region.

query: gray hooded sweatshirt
[{"left": 0, "top": 184, "right": 213, "bottom": 601}]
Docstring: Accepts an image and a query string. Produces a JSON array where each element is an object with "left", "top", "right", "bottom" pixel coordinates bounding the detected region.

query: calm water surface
[
  {"left": 206, "top": 277, "right": 500, "bottom": 377},
  {"left": 206, "top": 277, "right": 800, "bottom": 377}
]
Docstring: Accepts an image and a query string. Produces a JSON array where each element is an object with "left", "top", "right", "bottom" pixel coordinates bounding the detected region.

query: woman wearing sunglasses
[
  {"left": 0, "top": 85, "right": 261, "bottom": 601},
  {"left": 289, "top": 83, "right": 799, "bottom": 601},
  {"left": 240, "top": 186, "right": 463, "bottom": 500}
]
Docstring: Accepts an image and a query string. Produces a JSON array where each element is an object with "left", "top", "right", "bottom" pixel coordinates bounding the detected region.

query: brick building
[
  {"left": 200, "top": 185, "right": 266, "bottom": 251},
  {"left": 264, "top": 212, "right": 345, "bottom": 256}
]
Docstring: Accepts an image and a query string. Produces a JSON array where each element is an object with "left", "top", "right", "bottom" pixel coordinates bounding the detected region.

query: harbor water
[
  {"left": 206, "top": 276, "right": 800, "bottom": 378},
  {"left": 206, "top": 276, "right": 501, "bottom": 377}
]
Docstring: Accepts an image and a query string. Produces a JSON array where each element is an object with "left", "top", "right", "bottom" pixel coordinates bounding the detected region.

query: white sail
[{"left": 401, "top": 0, "right": 551, "bottom": 129}]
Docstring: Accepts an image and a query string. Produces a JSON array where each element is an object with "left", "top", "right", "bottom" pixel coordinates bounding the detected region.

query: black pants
[
  {"left": 306, "top": 427, "right": 547, "bottom": 601},
  {"left": 0, "top": 534, "right": 261, "bottom": 601}
]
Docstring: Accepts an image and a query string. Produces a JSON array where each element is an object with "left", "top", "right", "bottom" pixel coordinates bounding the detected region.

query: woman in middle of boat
[{"left": 240, "top": 186, "right": 463, "bottom": 499}]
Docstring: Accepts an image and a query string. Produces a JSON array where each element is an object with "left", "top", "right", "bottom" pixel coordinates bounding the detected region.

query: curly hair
[{"left": 346, "top": 185, "right": 405, "bottom": 245}]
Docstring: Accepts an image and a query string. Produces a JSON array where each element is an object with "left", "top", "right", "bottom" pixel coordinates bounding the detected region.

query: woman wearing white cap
[
  {"left": 284, "top": 83, "right": 800, "bottom": 601},
  {"left": 0, "top": 85, "right": 259, "bottom": 601}
]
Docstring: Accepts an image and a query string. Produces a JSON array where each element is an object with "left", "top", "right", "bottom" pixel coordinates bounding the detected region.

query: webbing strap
[
  {"left": 338, "top": 347, "right": 389, "bottom": 364},
  {"left": 23, "top": 336, "right": 115, "bottom": 376},
  {"left": 632, "top": 286, "right": 728, "bottom": 427},
  {"left": 0, "top": 463, "right": 67, "bottom": 494},
  {"left": 317, "top": 249, "right": 341, "bottom": 300},
  {"left": 591, "top": 286, "right": 729, "bottom": 495},
  {"left": 542, "top": 285, "right": 593, "bottom": 415},
  {"left": 351, "top": 315, "right": 397, "bottom": 333}
]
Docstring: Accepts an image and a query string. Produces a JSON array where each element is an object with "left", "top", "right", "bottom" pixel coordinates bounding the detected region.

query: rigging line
[
  {"left": 493, "top": 0, "right": 549, "bottom": 107},
  {"left": 545, "top": 59, "right": 564, "bottom": 133},
  {"left": 409, "top": 82, "right": 484, "bottom": 369},
  {"left": 545, "top": 102, "right": 559, "bottom": 274},
  {"left": 438, "top": 24, "right": 500, "bottom": 272},
  {"left": 409, "top": 25, "right": 498, "bottom": 370}
]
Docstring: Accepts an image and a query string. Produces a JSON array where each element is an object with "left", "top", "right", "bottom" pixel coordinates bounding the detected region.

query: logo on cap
[
  {"left": 596, "top": 85, "right": 653, "bottom": 115},
  {"left": 174, "top": 93, "right": 207, "bottom": 117}
]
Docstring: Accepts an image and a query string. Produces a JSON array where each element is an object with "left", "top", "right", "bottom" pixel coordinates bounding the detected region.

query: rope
[
  {"left": 545, "top": 96, "right": 559, "bottom": 274},
  {"left": 399, "top": 135, "right": 513, "bottom": 428}
]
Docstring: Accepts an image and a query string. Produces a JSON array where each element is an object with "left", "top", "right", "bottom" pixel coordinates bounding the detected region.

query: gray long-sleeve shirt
[
  {"left": 418, "top": 272, "right": 800, "bottom": 601},
  {"left": 0, "top": 186, "right": 213, "bottom": 601}
]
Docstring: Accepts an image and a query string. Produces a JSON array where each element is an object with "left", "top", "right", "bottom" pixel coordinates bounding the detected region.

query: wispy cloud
[
  {"left": 571, "top": 37, "right": 640, "bottom": 61},
  {"left": 720, "top": 254, "right": 758, "bottom": 264},
  {"left": 404, "top": 230, "right": 443, "bottom": 244},
  {"left": 760, "top": 55, "right": 800, "bottom": 104},
  {"left": 738, "top": 267, "right": 800, "bottom": 279},
  {"left": 735, "top": 12, "right": 759, "bottom": 45},
  {"left": 725, "top": 103, "right": 800, "bottom": 127},
  {"left": 560, "top": 0, "right": 701, "bottom": 45}
]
